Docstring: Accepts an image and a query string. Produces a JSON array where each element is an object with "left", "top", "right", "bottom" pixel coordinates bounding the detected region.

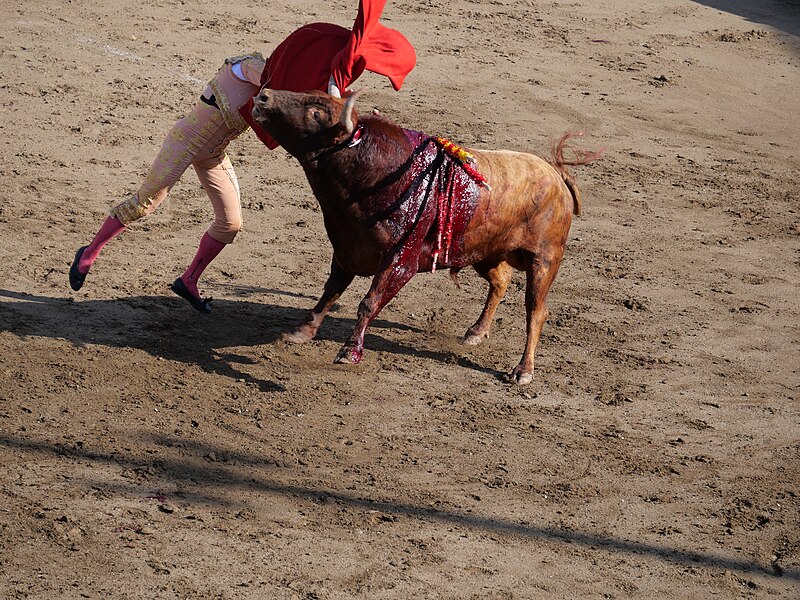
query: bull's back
[{"left": 458, "top": 149, "right": 574, "bottom": 260}]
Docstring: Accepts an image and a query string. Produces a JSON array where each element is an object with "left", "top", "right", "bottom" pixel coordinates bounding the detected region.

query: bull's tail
[{"left": 550, "top": 132, "right": 605, "bottom": 216}]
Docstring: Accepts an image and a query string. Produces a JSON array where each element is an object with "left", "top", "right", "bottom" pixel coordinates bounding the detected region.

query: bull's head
[{"left": 252, "top": 89, "right": 361, "bottom": 158}]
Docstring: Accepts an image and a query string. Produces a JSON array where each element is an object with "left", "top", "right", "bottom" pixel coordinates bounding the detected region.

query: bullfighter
[{"left": 69, "top": 0, "right": 416, "bottom": 314}]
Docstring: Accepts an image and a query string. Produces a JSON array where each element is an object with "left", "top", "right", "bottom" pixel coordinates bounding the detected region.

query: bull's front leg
[
  {"left": 284, "top": 255, "right": 355, "bottom": 343},
  {"left": 335, "top": 258, "right": 419, "bottom": 364}
]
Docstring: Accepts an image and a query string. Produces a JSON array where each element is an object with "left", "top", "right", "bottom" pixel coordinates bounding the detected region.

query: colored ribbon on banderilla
[{"left": 434, "top": 137, "right": 492, "bottom": 191}]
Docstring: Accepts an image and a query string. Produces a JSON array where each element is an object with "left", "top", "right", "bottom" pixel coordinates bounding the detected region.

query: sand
[{"left": 1, "top": 0, "right": 798, "bottom": 597}]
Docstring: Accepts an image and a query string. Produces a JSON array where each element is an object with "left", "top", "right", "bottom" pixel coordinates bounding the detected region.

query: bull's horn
[{"left": 339, "top": 90, "right": 363, "bottom": 134}]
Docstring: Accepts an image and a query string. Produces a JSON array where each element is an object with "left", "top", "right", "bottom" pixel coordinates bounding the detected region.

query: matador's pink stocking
[
  {"left": 170, "top": 232, "right": 226, "bottom": 314},
  {"left": 180, "top": 232, "right": 226, "bottom": 298},
  {"left": 78, "top": 215, "right": 126, "bottom": 274}
]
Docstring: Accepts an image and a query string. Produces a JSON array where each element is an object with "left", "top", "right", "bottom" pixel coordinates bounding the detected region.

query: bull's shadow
[{"left": 0, "top": 287, "right": 498, "bottom": 388}]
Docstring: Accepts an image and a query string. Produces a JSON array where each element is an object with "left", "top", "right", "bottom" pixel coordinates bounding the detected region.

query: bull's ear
[{"left": 339, "top": 89, "right": 364, "bottom": 135}]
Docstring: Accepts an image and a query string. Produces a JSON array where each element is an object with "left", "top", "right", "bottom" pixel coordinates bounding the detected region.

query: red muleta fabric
[{"left": 239, "top": 0, "right": 416, "bottom": 149}]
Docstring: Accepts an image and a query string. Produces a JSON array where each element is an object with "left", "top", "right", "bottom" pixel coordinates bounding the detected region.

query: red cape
[{"left": 239, "top": 0, "right": 416, "bottom": 149}]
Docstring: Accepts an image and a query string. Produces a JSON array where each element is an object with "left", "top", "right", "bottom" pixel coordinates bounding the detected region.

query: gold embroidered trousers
[{"left": 111, "top": 55, "right": 266, "bottom": 243}]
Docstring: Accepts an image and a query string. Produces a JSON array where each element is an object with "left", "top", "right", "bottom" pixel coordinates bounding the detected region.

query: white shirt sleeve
[
  {"left": 327, "top": 75, "right": 341, "bottom": 98},
  {"left": 232, "top": 62, "right": 247, "bottom": 82}
]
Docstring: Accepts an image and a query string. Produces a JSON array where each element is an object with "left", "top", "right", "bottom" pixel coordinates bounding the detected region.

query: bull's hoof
[
  {"left": 463, "top": 327, "right": 489, "bottom": 346},
  {"left": 334, "top": 346, "right": 363, "bottom": 364},
  {"left": 282, "top": 328, "right": 315, "bottom": 344},
  {"left": 510, "top": 367, "right": 533, "bottom": 385},
  {"left": 463, "top": 333, "right": 485, "bottom": 346}
]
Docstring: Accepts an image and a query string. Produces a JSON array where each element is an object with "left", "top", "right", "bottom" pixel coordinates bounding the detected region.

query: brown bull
[{"left": 252, "top": 89, "right": 602, "bottom": 383}]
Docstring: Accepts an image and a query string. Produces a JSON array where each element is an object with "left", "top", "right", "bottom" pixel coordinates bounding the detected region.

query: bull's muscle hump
[{"left": 460, "top": 149, "right": 572, "bottom": 258}]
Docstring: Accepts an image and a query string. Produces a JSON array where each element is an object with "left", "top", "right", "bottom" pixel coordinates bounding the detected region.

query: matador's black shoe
[
  {"left": 70, "top": 246, "right": 89, "bottom": 291},
  {"left": 170, "top": 277, "right": 212, "bottom": 314}
]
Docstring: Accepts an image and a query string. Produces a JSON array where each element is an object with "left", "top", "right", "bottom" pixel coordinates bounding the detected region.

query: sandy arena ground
[{"left": 1, "top": 0, "right": 799, "bottom": 598}]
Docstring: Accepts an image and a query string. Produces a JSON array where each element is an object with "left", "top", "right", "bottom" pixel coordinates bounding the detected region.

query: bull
[{"left": 252, "top": 89, "right": 602, "bottom": 384}]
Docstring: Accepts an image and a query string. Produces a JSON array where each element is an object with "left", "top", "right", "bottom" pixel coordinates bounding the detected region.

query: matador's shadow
[{"left": 0, "top": 286, "right": 494, "bottom": 390}]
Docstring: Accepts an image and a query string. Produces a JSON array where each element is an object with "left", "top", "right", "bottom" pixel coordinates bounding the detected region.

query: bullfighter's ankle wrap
[{"left": 111, "top": 193, "right": 155, "bottom": 225}]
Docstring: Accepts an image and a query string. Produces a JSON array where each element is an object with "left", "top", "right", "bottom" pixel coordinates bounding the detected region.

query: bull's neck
[
  {"left": 299, "top": 124, "right": 417, "bottom": 209},
  {"left": 310, "top": 126, "right": 364, "bottom": 160}
]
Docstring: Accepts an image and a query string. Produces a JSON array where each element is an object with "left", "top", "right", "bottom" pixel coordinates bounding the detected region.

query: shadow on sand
[
  {"left": 692, "top": 0, "right": 800, "bottom": 38},
  {"left": 0, "top": 288, "right": 505, "bottom": 389},
  {"left": 1, "top": 430, "right": 794, "bottom": 583}
]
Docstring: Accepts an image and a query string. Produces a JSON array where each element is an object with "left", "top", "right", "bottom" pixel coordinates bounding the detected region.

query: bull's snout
[
  {"left": 251, "top": 88, "right": 273, "bottom": 122},
  {"left": 256, "top": 89, "right": 272, "bottom": 106}
]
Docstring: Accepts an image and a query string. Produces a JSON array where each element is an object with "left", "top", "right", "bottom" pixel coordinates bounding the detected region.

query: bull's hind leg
[
  {"left": 284, "top": 255, "right": 355, "bottom": 343},
  {"left": 464, "top": 259, "right": 513, "bottom": 345},
  {"left": 512, "top": 249, "right": 564, "bottom": 385}
]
